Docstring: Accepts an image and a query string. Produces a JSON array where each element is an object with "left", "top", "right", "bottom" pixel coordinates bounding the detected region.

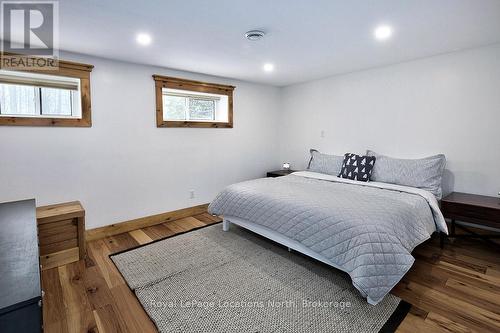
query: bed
[{"left": 208, "top": 171, "right": 448, "bottom": 305}]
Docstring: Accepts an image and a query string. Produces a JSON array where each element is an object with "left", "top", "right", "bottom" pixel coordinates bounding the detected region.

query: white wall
[
  {"left": 279, "top": 44, "right": 500, "bottom": 197},
  {"left": 0, "top": 52, "right": 281, "bottom": 228},
  {"left": 2, "top": 44, "right": 499, "bottom": 229}
]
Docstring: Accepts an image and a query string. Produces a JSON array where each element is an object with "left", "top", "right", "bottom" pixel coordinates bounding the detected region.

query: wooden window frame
[
  {"left": 153, "top": 75, "right": 235, "bottom": 128},
  {"left": 0, "top": 54, "right": 93, "bottom": 127}
]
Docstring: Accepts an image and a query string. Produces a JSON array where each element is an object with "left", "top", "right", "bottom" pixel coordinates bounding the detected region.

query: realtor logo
[{"left": 1, "top": 1, "right": 58, "bottom": 57}]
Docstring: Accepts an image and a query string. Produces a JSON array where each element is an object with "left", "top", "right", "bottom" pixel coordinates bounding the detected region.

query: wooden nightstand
[
  {"left": 36, "top": 201, "right": 86, "bottom": 270},
  {"left": 267, "top": 169, "right": 296, "bottom": 177},
  {"left": 440, "top": 192, "right": 500, "bottom": 248}
]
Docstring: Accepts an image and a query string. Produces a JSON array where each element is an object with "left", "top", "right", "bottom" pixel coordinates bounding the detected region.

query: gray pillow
[
  {"left": 366, "top": 150, "right": 446, "bottom": 199},
  {"left": 307, "top": 149, "right": 344, "bottom": 176}
]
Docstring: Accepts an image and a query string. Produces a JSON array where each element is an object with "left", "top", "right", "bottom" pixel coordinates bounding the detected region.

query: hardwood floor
[{"left": 41, "top": 212, "right": 500, "bottom": 333}]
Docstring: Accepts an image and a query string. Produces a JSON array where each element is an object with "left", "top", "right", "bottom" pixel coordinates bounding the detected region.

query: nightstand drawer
[{"left": 441, "top": 201, "right": 500, "bottom": 225}]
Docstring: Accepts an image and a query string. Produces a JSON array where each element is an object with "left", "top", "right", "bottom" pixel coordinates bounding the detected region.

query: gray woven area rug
[{"left": 111, "top": 224, "right": 409, "bottom": 333}]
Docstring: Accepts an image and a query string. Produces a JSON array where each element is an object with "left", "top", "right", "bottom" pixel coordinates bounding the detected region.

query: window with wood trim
[
  {"left": 0, "top": 55, "right": 93, "bottom": 127},
  {"left": 153, "top": 75, "right": 235, "bottom": 128}
]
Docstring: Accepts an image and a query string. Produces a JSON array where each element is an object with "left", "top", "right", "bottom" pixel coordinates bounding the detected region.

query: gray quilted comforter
[{"left": 208, "top": 171, "right": 447, "bottom": 304}]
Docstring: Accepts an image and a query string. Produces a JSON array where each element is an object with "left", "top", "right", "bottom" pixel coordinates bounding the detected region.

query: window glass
[
  {"left": 163, "top": 95, "right": 187, "bottom": 120},
  {"left": 155, "top": 77, "right": 233, "bottom": 128},
  {"left": 41, "top": 88, "right": 73, "bottom": 116},
  {"left": 0, "top": 84, "right": 37, "bottom": 116},
  {"left": 0, "top": 70, "right": 81, "bottom": 119},
  {"left": 0, "top": 62, "right": 92, "bottom": 127},
  {"left": 189, "top": 99, "right": 215, "bottom": 120},
  {"left": 162, "top": 89, "right": 224, "bottom": 122}
]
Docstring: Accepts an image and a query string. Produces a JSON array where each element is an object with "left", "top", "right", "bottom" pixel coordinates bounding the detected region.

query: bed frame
[{"left": 222, "top": 216, "right": 373, "bottom": 304}]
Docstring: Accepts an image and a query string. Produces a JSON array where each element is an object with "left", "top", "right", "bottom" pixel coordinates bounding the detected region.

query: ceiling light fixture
[
  {"left": 263, "top": 63, "right": 274, "bottom": 72},
  {"left": 136, "top": 33, "right": 152, "bottom": 46},
  {"left": 374, "top": 25, "right": 393, "bottom": 41},
  {"left": 245, "top": 30, "right": 265, "bottom": 41}
]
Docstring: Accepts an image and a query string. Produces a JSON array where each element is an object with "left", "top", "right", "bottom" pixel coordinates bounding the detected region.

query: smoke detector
[{"left": 245, "top": 30, "right": 265, "bottom": 41}]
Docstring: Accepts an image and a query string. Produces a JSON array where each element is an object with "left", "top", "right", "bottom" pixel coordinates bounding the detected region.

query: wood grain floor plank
[
  {"left": 193, "top": 213, "right": 222, "bottom": 224},
  {"left": 405, "top": 259, "right": 500, "bottom": 295},
  {"left": 445, "top": 278, "right": 500, "bottom": 312},
  {"left": 142, "top": 223, "right": 175, "bottom": 240},
  {"left": 109, "top": 284, "right": 157, "bottom": 333},
  {"left": 161, "top": 220, "right": 188, "bottom": 233},
  {"left": 393, "top": 280, "right": 500, "bottom": 333},
  {"left": 83, "top": 265, "right": 115, "bottom": 310},
  {"left": 105, "top": 233, "right": 139, "bottom": 254},
  {"left": 415, "top": 248, "right": 488, "bottom": 274},
  {"left": 408, "top": 305, "right": 429, "bottom": 319},
  {"left": 485, "top": 267, "right": 500, "bottom": 279},
  {"left": 404, "top": 278, "right": 500, "bottom": 320},
  {"left": 41, "top": 209, "right": 500, "bottom": 333},
  {"left": 128, "top": 229, "right": 153, "bottom": 245},
  {"left": 58, "top": 262, "right": 98, "bottom": 333},
  {"left": 191, "top": 213, "right": 214, "bottom": 224},
  {"left": 425, "top": 312, "right": 477, "bottom": 333},
  {"left": 402, "top": 262, "right": 449, "bottom": 288},
  {"left": 87, "top": 239, "right": 126, "bottom": 288},
  {"left": 437, "top": 260, "right": 500, "bottom": 285},
  {"left": 93, "top": 304, "right": 127, "bottom": 333},
  {"left": 400, "top": 262, "right": 500, "bottom": 314},
  {"left": 396, "top": 312, "right": 447, "bottom": 333},
  {"left": 444, "top": 241, "right": 500, "bottom": 265},
  {"left": 85, "top": 248, "right": 97, "bottom": 268},
  {"left": 170, "top": 216, "right": 206, "bottom": 231},
  {"left": 42, "top": 267, "right": 69, "bottom": 333},
  {"left": 420, "top": 245, "right": 500, "bottom": 272}
]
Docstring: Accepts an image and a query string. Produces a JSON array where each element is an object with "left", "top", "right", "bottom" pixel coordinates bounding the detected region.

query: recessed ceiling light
[
  {"left": 245, "top": 30, "right": 265, "bottom": 41},
  {"left": 263, "top": 63, "right": 274, "bottom": 72},
  {"left": 136, "top": 33, "right": 152, "bottom": 46},
  {"left": 374, "top": 25, "right": 393, "bottom": 41}
]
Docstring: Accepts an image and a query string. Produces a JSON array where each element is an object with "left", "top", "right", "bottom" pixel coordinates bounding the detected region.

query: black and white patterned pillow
[{"left": 338, "top": 153, "right": 376, "bottom": 182}]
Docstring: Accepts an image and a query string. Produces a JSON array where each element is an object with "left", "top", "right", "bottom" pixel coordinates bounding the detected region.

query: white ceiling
[{"left": 53, "top": 0, "right": 500, "bottom": 86}]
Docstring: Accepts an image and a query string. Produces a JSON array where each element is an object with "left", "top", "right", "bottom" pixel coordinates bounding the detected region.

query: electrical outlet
[{"left": 189, "top": 190, "right": 195, "bottom": 199}]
